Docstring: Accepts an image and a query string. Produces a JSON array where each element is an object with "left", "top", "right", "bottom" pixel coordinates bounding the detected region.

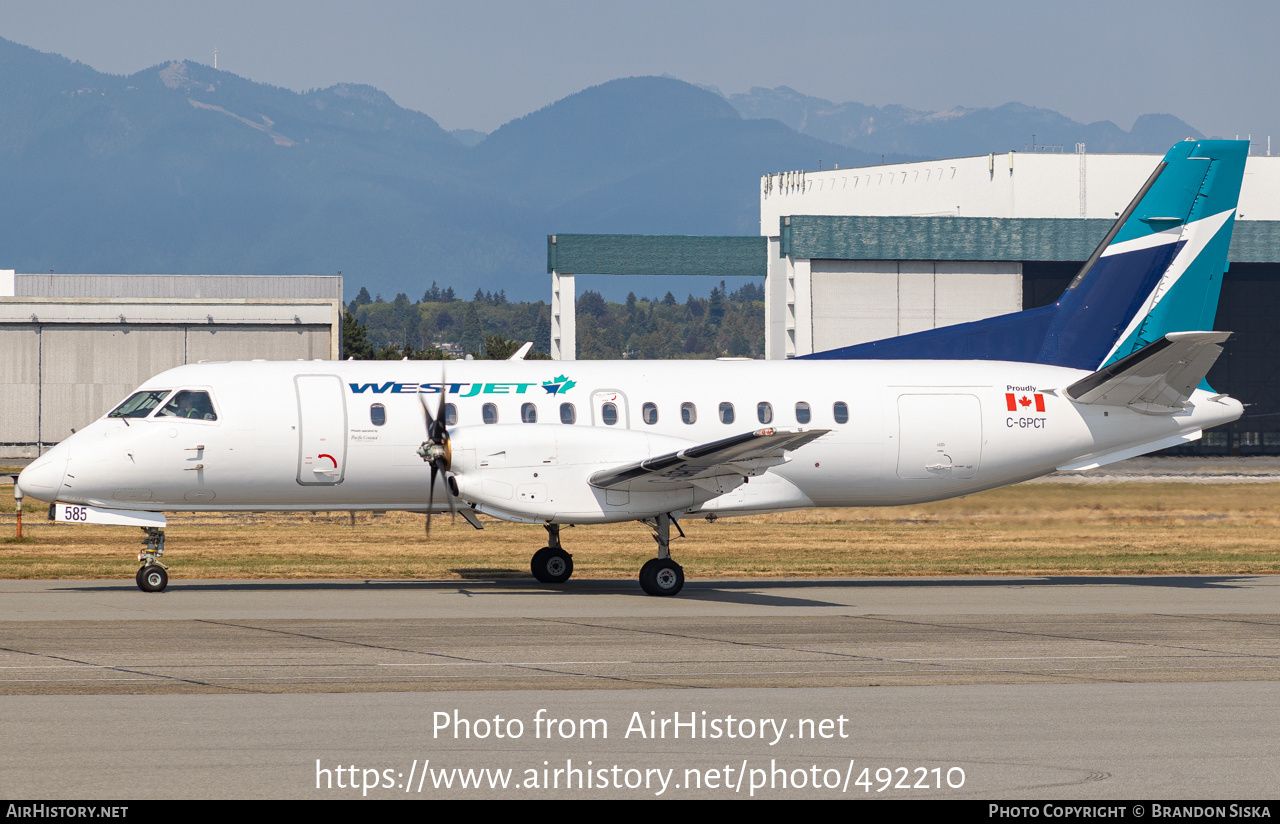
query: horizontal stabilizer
[
  {"left": 589, "top": 428, "right": 828, "bottom": 490},
  {"left": 1064, "top": 331, "right": 1230, "bottom": 413},
  {"left": 1056, "top": 430, "right": 1204, "bottom": 472}
]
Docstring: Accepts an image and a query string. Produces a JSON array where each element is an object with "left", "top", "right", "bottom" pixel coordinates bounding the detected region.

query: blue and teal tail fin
[{"left": 801, "top": 139, "right": 1248, "bottom": 371}]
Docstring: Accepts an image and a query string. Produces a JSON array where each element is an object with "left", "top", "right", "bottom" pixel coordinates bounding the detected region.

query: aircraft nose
[{"left": 16, "top": 443, "right": 69, "bottom": 503}]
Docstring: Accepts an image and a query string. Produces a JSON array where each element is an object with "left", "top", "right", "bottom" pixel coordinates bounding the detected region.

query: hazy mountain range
[
  {"left": 723, "top": 85, "right": 1202, "bottom": 158},
  {"left": 0, "top": 37, "right": 1204, "bottom": 300}
]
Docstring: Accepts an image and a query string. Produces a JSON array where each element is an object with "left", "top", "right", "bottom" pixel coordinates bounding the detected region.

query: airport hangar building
[
  {"left": 0, "top": 273, "right": 342, "bottom": 461},
  {"left": 549, "top": 148, "right": 1280, "bottom": 455}
]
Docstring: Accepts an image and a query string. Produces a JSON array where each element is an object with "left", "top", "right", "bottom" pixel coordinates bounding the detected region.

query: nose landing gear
[
  {"left": 136, "top": 527, "right": 169, "bottom": 592},
  {"left": 136, "top": 563, "right": 168, "bottom": 592}
]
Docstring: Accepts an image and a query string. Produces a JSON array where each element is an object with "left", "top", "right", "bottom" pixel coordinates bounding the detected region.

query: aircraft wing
[
  {"left": 588, "top": 428, "right": 828, "bottom": 490},
  {"left": 1064, "top": 331, "right": 1230, "bottom": 413}
]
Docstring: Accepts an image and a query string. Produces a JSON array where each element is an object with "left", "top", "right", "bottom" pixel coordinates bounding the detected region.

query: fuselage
[{"left": 18, "top": 357, "right": 1241, "bottom": 523}]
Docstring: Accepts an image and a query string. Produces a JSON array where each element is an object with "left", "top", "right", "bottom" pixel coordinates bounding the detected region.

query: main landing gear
[
  {"left": 531, "top": 524, "right": 573, "bottom": 583},
  {"left": 136, "top": 527, "right": 169, "bottom": 593},
  {"left": 529, "top": 516, "right": 685, "bottom": 596},
  {"left": 639, "top": 512, "right": 684, "bottom": 597}
]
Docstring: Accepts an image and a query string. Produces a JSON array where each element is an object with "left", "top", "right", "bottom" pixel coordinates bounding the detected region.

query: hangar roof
[
  {"left": 7, "top": 273, "right": 341, "bottom": 300},
  {"left": 547, "top": 234, "right": 765, "bottom": 277}
]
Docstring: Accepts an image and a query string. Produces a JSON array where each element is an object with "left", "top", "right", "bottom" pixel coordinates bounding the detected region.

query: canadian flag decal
[{"left": 1006, "top": 393, "right": 1045, "bottom": 412}]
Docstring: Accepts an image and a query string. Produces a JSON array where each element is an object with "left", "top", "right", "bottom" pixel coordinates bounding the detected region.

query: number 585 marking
[{"left": 61, "top": 506, "right": 88, "bottom": 522}]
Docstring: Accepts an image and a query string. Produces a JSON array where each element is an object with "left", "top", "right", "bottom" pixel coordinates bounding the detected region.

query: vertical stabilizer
[
  {"left": 801, "top": 139, "right": 1248, "bottom": 371},
  {"left": 1045, "top": 139, "right": 1245, "bottom": 369},
  {"left": 1092, "top": 141, "right": 1245, "bottom": 367}
]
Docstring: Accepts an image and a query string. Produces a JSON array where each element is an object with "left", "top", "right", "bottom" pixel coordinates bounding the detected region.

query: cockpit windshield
[
  {"left": 156, "top": 390, "right": 218, "bottom": 421},
  {"left": 108, "top": 390, "right": 172, "bottom": 419}
]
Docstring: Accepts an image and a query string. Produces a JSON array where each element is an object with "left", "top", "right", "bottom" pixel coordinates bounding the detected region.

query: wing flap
[
  {"left": 589, "top": 428, "right": 828, "bottom": 490},
  {"left": 1064, "top": 331, "right": 1230, "bottom": 413}
]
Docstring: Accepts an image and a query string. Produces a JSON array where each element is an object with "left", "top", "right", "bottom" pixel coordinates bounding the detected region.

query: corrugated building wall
[{"left": 0, "top": 274, "right": 342, "bottom": 459}]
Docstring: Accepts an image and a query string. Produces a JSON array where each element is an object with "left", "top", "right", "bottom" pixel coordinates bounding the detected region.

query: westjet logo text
[{"left": 350, "top": 379, "right": 574, "bottom": 398}]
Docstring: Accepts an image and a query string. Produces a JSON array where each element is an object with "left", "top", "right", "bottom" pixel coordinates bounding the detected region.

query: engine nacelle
[{"left": 446, "top": 425, "right": 720, "bottom": 523}]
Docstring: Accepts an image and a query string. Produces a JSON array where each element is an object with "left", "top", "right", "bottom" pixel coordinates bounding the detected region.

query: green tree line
[{"left": 342, "top": 281, "right": 765, "bottom": 360}]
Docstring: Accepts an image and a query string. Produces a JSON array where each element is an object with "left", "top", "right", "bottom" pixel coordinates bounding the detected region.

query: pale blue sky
[{"left": 4, "top": 0, "right": 1278, "bottom": 144}]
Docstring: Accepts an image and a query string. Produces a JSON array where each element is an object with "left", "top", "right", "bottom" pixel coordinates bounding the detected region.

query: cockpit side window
[
  {"left": 109, "top": 390, "right": 171, "bottom": 419},
  {"left": 156, "top": 390, "right": 218, "bottom": 421}
]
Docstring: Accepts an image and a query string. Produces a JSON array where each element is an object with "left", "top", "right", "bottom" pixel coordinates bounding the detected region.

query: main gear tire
[
  {"left": 531, "top": 547, "right": 573, "bottom": 584},
  {"left": 639, "top": 558, "right": 683, "bottom": 596}
]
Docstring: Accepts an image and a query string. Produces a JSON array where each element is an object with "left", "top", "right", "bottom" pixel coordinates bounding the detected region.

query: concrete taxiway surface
[{"left": 2, "top": 576, "right": 1278, "bottom": 798}]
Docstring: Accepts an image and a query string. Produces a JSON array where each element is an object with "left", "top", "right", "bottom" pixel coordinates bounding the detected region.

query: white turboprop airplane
[{"left": 16, "top": 139, "right": 1249, "bottom": 596}]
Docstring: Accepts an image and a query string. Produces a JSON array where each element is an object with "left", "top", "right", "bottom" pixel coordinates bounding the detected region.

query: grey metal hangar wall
[{"left": 0, "top": 273, "right": 342, "bottom": 460}]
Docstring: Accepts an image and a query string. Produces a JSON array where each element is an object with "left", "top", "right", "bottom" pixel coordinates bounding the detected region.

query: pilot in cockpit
[{"left": 156, "top": 390, "right": 217, "bottom": 421}]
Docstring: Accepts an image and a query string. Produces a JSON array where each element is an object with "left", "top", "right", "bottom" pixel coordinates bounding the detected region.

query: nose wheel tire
[
  {"left": 639, "top": 558, "right": 684, "bottom": 597},
  {"left": 531, "top": 546, "right": 573, "bottom": 584},
  {"left": 137, "top": 565, "right": 168, "bottom": 593}
]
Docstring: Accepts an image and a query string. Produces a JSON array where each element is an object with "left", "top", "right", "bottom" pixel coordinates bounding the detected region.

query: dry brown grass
[{"left": 2, "top": 482, "right": 1280, "bottom": 580}]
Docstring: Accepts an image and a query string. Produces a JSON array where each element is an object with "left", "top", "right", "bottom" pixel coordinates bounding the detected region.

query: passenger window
[
  {"left": 156, "top": 390, "right": 217, "bottom": 421},
  {"left": 757, "top": 402, "right": 773, "bottom": 424},
  {"left": 560, "top": 403, "right": 576, "bottom": 424},
  {"left": 719, "top": 402, "right": 735, "bottom": 424},
  {"left": 521, "top": 403, "right": 537, "bottom": 423},
  {"left": 370, "top": 403, "right": 386, "bottom": 426},
  {"left": 681, "top": 402, "right": 697, "bottom": 424},
  {"left": 602, "top": 402, "right": 618, "bottom": 426},
  {"left": 833, "top": 401, "right": 849, "bottom": 424},
  {"left": 642, "top": 402, "right": 658, "bottom": 425},
  {"left": 482, "top": 403, "right": 499, "bottom": 424},
  {"left": 795, "top": 401, "right": 811, "bottom": 424},
  {"left": 109, "top": 390, "right": 171, "bottom": 419},
  {"left": 445, "top": 403, "right": 458, "bottom": 426}
]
